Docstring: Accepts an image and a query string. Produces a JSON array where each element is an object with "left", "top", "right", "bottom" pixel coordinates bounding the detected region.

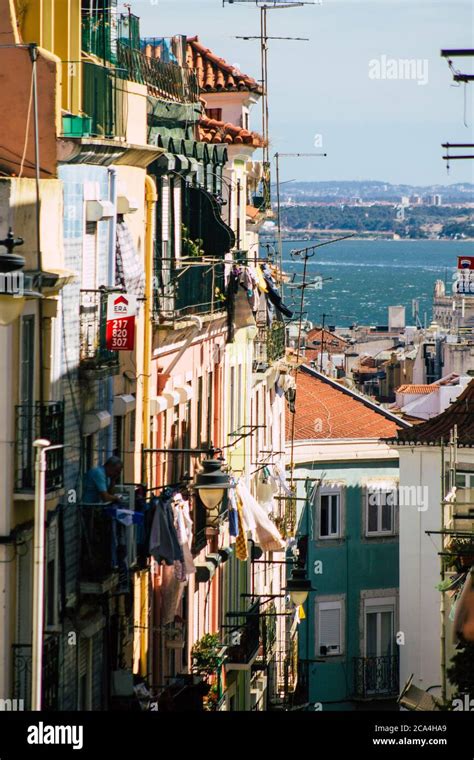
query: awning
[
  {"left": 113, "top": 394, "right": 136, "bottom": 416},
  {"left": 150, "top": 396, "right": 167, "bottom": 414}
]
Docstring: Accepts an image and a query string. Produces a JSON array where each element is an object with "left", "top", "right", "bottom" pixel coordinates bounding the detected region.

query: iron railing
[
  {"left": 15, "top": 402, "right": 64, "bottom": 492},
  {"left": 225, "top": 602, "right": 260, "bottom": 668},
  {"left": 353, "top": 655, "right": 399, "bottom": 699},
  {"left": 82, "top": 11, "right": 118, "bottom": 63},
  {"left": 153, "top": 260, "right": 227, "bottom": 321},
  {"left": 254, "top": 321, "right": 286, "bottom": 367},
  {"left": 79, "top": 290, "right": 120, "bottom": 374},
  {"left": 82, "top": 61, "right": 126, "bottom": 139},
  {"left": 117, "top": 42, "right": 199, "bottom": 103},
  {"left": 79, "top": 504, "right": 137, "bottom": 585},
  {"left": 12, "top": 634, "right": 60, "bottom": 710}
]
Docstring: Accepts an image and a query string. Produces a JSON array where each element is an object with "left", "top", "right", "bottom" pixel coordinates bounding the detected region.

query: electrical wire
[{"left": 19, "top": 67, "right": 34, "bottom": 178}]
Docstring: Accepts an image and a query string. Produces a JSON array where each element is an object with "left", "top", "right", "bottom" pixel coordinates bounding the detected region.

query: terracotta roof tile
[
  {"left": 393, "top": 379, "right": 474, "bottom": 446},
  {"left": 199, "top": 116, "right": 265, "bottom": 147},
  {"left": 289, "top": 367, "right": 403, "bottom": 441},
  {"left": 396, "top": 384, "right": 438, "bottom": 394},
  {"left": 187, "top": 36, "right": 263, "bottom": 93}
]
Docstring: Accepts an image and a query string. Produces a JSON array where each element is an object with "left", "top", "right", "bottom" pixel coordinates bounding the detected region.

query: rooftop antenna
[{"left": 223, "top": 1, "right": 318, "bottom": 182}]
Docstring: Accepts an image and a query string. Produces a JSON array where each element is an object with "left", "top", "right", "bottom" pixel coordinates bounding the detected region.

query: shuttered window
[
  {"left": 83, "top": 222, "right": 97, "bottom": 291},
  {"left": 161, "top": 177, "right": 170, "bottom": 243},
  {"left": 317, "top": 600, "right": 344, "bottom": 656}
]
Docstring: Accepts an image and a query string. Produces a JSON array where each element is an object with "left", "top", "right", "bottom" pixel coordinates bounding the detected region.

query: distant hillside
[{"left": 277, "top": 181, "right": 474, "bottom": 204}]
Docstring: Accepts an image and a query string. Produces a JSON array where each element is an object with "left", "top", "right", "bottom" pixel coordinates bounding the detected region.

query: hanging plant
[{"left": 191, "top": 633, "right": 222, "bottom": 676}]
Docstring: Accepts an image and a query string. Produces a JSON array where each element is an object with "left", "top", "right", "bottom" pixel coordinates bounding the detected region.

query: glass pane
[
  {"left": 366, "top": 613, "right": 377, "bottom": 656},
  {"left": 320, "top": 495, "right": 329, "bottom": 536},
  {"left": 331, "top": 495, "right": 338, "bottom": 535},
  {"left": 455, "top": 473, "right": 467, "bottom": 488},
  {"left": 381, "top": 611, "right": 393, "bottom": 655},
  {"left": 381, "top": 503, "right": 392, "bottom": 532},
  {"left": 368, "top": 502, "right": 378, "bottom": 532}
]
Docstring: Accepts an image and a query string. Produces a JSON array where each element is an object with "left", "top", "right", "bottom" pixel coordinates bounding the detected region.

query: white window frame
[
  {"left": 365, "top": 487, "right": 396, "bottom": 537},
  {"left": 319, "top": 491, "right": 341, "bottom": 539},
  {"left": 363, "top": 596, "right": 396, "bottom": 658},
  {"left": 316, "top": 599, "right": 344, "bottom": 657}
]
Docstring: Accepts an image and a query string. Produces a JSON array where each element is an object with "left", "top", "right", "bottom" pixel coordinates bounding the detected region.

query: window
[
  {"left": 206, "top": 372, "right": 213, "bottom": 446},
  {"left": 316, "top": 600, "right": 344, "bottom": 656},
  {"left": 366, "top": 487, "right": 396, "bottom": 536},
  {"left": 206, "top": 108, "right": 222, "bottom": 122},
  {"left": 319, "top": 493, "right": 340, "bottom": 538},
  {"left": 456, "top": 471, "right": 474, "bottom": 490}
]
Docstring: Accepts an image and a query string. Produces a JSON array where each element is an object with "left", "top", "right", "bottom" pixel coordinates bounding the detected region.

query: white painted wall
[{"left": 397, "top": 446, "right": 443, "bottom": 695}]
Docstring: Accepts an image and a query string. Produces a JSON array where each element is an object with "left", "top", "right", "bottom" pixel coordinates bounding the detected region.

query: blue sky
[{"left": 133, "top": 0, "right": 473, "bottom": 186}]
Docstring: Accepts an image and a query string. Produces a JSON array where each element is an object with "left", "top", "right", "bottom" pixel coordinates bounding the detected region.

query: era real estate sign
[{"left": 106, "top": 293, "right": 137, "bottom": 351}]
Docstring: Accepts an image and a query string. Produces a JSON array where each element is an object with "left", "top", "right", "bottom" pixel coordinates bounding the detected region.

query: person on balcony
[{"left": 82, "top": 456, "right": 123, "bottom": 505}]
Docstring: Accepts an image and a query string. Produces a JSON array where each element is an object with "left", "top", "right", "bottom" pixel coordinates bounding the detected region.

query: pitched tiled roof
[
  {"left": 396, "top": 384, "right": 438, "bottom": 394},
  {"left": 289, "top": 367, "right": 404, "bottom": 440},
  {"left": 392, "top": 379, "right": 474, "bottom": 446},
  {"left": 198, "top": 116, "right": 265, "bottom": 147},
  {"left": 186, "top": 37, "right": 263, "bottom": 93},
  {"left": 306, "top": 328, "right": 349, "bottom": 354}
]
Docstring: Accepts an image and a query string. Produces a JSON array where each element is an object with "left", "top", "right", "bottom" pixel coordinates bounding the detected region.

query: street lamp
[
  {"left": 192, "top": 457, "right": 234, "bottom": 510},
  {"left": 286, "top": 567, "right": 311, "bottom": 606},
  {"left": 31, "top": 438, "right": 64, "bottom": 710}
]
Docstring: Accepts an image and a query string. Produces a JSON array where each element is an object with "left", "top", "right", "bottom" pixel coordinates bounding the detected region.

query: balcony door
[{"left": 364, "top": 601, "right": 395, "bottom": 695}]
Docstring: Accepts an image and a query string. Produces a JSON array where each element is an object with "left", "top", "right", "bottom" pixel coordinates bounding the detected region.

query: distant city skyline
[{"left": 136, "top": 0, "right": 473, "bottom": 186}]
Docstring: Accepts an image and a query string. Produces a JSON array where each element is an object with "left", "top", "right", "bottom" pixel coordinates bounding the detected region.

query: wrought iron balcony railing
[
  {"left": 15, "top": 402, "right": 64, "bottom": 492},
  {"left": 12, "top": 634, "right": 60, "bottom": 710},
  {"left": 117, "top": 42, "right": 199, "bottom": 104},
  {"left": 353, "top": 655, "right": 399, "bottom": 699},
  {"left": 79, "top": 290, "right": 120, "bottom": 375},
  {"left": 225, "top": 602, "right": 261, "bottom": 669},
  {"left": 79, "top": 504, "right": 137, "bottom": 590},
  {"left": 154, "top": 260, "right": 227, "bottom": 322},
  {"left": 254, "top": 321, "right": 286, "bottom": 368}
]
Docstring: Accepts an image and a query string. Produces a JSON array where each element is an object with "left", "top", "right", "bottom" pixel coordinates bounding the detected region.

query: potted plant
[{"left": 191, "top": 633, "right": 222, "bottom": 677}]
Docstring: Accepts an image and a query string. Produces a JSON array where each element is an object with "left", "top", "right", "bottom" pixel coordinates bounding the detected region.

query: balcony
[
  {"left": 154, "top": 260, "right": 227, "bottom": 322},
  {"left": 82, "top": 62, "right": 126, "bottom": 140},
  {"left": 254, "top": 321, "right": 286, "bottom": 370},
  {"left": 79, "top": 504, "right": 137, "bottom": 594},
  {"left": 79, "top": 290, "right": 120, "bottom": 377},
  {"left": 353, "top": 655, "right": 399, "bottom": 700},
  {"left": 15, "top": 402, "right": 64, "bottom": 493},
  {"left": 12, "top": 634, "right": 60, "bottom": 710},
  {"left": 225, "top": 602, "right": 260, "bottom": 670},
  {"left": 117, "top": 42, "right": 199, "bottom": 104}
]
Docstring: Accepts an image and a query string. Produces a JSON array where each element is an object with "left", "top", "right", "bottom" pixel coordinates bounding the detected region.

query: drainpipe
[
  {"left": 143, "top": 176, "right": 157, "bottom": 484},
  {"left": 106, "top": 167, "right": 118, "bottom": 459}
]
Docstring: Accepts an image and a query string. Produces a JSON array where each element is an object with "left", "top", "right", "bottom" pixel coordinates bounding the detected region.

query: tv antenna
[{"left": 223, "top": 1, "right": 318, "bottom": 169}]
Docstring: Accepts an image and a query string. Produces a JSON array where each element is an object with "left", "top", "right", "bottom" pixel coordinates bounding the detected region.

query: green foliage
[
  {"left": 182, "top": 224, "right": 204, "bottom": 257},
  {"left": 280, "top": 204, "right": 474, "bottom": 239},
  {"left": 191, "top": 633, "right": 221, "bottom": 676},
  {"left": 447, "top": 642, "right": 474, "bottom": 698}
]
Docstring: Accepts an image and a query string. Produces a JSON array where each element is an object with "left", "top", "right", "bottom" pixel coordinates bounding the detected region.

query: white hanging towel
[{"left": 236, "top": 479, "right": 285, "bottom": 553}]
